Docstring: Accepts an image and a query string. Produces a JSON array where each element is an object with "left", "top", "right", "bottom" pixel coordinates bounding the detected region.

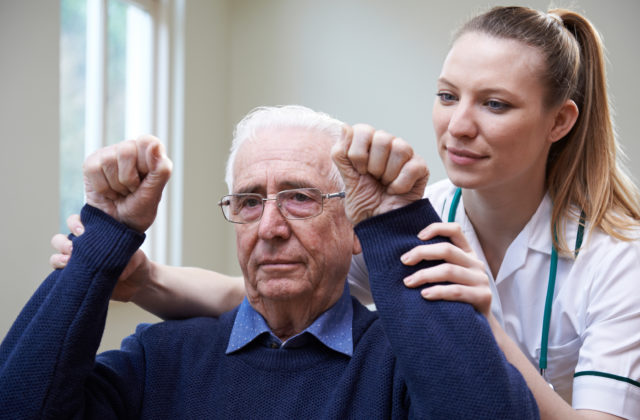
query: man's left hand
[{"left": 331, "top": 124, "right": 428, "bottom": 225}]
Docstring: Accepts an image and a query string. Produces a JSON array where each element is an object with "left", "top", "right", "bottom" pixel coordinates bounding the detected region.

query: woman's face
[{"left": 432, "top": 32, "right": 560, "bottom": 193}]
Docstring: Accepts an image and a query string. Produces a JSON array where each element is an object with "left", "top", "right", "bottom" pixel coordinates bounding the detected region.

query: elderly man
[{"left": 0, "top": 106, "right": 537, "bottom": 418}]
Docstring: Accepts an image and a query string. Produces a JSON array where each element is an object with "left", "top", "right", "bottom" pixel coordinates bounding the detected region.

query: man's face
[{"left": 233, "top": 127, "right": 356, "bottom": 309}]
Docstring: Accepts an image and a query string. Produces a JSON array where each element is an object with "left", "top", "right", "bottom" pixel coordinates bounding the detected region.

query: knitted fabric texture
[
  {"left": 355, "top": 199, "right": 538, "bottom": 418},
  {"left": 0, "top": 201, "right": 538, "bottom": 419}
]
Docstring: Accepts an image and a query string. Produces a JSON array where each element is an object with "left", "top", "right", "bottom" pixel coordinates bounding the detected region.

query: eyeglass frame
[{"left": 218, "top": 187, "right": 346, "bottom": 224}]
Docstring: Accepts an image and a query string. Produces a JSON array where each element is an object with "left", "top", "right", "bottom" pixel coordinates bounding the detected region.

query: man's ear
[
  {"left": 549, "top": 99, "right": 579, "bottom": 143},
  {"left": 352, "top": 233, "right": 362, "bottom": 255}
]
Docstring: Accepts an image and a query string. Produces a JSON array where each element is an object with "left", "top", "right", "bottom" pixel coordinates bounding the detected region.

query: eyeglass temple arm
[{"left": 325, "top": 191, "right": 345, "bottom": 199}]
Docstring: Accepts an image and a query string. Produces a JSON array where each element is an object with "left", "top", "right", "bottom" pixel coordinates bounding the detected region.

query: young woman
[
  {"left": 358, "top": 7, "right": 640, "bottom": 419},
  {"left": 51, "top": 6, "right": 639, "bottom": 419}
]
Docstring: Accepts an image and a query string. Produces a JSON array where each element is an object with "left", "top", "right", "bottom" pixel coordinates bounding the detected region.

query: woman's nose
[{"left": 447, "top": 101, "right": 478, "bottom": 139}]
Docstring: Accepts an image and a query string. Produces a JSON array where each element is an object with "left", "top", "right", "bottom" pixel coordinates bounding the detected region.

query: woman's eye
[
  {"left": 486, "top": 100, "right": 510, "bottom": 111},
  {"left": 436, "top": 92, "right": 457, "bottom": 103}
]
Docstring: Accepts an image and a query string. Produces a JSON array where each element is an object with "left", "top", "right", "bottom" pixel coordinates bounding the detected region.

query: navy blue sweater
[{"left": 0, "top": 200, "right": 538, "bottom": 419}]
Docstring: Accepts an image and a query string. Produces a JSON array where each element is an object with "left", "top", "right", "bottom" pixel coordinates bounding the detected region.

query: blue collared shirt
[{"left": 226, "top": 284, "right": 353, "bottom": 357}]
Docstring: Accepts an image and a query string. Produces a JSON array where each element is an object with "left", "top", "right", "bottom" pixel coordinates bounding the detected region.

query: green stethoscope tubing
[{"left": 448, "top": 187, "right": 585, "bottom": 379}]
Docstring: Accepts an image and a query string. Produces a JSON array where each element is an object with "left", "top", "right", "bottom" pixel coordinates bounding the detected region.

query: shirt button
[{"left": 270, "top": 342, "right": 279, "bottom": 349}]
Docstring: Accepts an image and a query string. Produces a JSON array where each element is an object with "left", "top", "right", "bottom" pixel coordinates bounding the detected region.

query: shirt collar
[
  {"left": 529, "top": 193, "right": 587, "bottom": 257},
  {"left": 226, "top": 283, "right": 353, "bottom": 357},
  {"left": 448, "top": 187, "right": 555, "bottom": 255},
  {"left": 523, "top": 192, "right": 551, "bottom": 255},
  {"left": 448, "top": 188, "right": 552, "bottom": 283}
]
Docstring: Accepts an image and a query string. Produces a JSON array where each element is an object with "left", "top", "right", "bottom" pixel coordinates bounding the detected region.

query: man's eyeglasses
[{"left": 218, "top": 188, "right": 345, "bottom": 224}]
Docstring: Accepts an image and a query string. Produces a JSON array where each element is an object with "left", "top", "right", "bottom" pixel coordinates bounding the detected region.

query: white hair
[{"left": 225, "top": 105, "right": 345, "bottom": 192}]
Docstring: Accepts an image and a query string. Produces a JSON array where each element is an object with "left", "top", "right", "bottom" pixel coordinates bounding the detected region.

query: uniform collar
[
  {"left": 528, "top": 194, "right": 584, "bottom": 256},
  {"left": 226, "top": 283, "right": 353, "bottom": 357},
  {"left": 527, "top": 193, "right": 553, "bottom": 255},
  {"left": 449, "top": 189, "right": 555, "bottom": 282}
]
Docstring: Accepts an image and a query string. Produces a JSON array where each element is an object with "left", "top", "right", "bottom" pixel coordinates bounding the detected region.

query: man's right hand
[
  {"left": 83, "top": 136, "right": 172, "bottom": 233},
  {"left": 50, "top": 135, "right": 172, "bottom": 300}
]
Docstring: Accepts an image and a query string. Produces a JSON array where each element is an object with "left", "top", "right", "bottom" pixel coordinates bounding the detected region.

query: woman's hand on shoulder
[{"left": 401, "top": 221, "right": 492, "bottom": 317}]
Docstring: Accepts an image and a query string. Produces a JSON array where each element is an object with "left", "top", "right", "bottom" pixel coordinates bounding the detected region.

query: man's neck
[{"left": 248, "top": 286, "right": 344, "bottom": 342}]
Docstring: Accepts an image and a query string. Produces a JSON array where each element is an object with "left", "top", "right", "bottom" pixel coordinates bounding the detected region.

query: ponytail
[{"left": 548, "top": 9, "right": 640, "bottom": 252}]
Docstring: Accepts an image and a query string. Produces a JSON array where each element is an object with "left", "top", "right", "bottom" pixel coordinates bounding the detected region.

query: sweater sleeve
[
  {"left": 355, "top": 199, "right": 539, "bottom": 419},
  {"left": 0, "top": 205, "right": 146, "bottom": 419}
]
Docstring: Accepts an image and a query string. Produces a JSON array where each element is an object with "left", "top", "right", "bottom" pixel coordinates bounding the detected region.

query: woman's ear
[{"left": 549, "top": 99, "right": 579, "bottom": 143}]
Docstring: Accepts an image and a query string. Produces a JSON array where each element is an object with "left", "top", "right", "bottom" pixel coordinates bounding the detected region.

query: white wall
[{"left": 1, "top": 0, "right": 639, "bottom": 348}]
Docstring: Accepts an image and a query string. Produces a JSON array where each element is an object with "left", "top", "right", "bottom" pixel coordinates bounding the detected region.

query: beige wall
[
  {"left": 226, "top": 0, "right": 640, "bottom": 186},
  {"left": 1, "top": 0, "right": 639, "bottom": 349},
  {"left": 0, "top": 1, "right": 60, "bottom": 341},
  {"left": 181, "top": 0, "right": 233, "bottom": 273}
]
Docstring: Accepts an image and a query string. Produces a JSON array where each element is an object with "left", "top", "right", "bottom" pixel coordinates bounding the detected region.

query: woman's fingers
[
  {"left": 401, "top": 241, "right": 479, "bottom": 269},
  {"left": 403, "top": 261, "right": 487, "bottom": 288},
  {"left": 49, "top": 233, "right": 73, "bottom": 269},
  {"left": 50, "top": 233, "right": 72, "bottom": 254},
  {"left": 49, "top": 253, "right": 70, "bottom": 269},
  {"left": 421, "top": 283, "right": 492, "bottom": 314},
  {"left": 404, "top": 262, "right": 492, "bottom": 317},
  {"left": 418, "top": 222, "right": 471, "bottom": 252},
  {"left": 49, "top": 214, "right": 84, "bottom": 270},
  {"left": 402, "top": 221, "right": 492, "bottom": 317},
  {"left": 66, "top": 214, "right": 84, "bottom": 236}
]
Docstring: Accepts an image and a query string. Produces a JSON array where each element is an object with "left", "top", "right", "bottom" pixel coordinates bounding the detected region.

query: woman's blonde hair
[{"left": 457, "top": 6, "right": 640, "bottom": 252}]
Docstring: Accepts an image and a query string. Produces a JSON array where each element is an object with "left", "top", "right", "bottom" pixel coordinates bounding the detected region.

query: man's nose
[{"left": 257, "top": 199, "right": 291, "bottom": 240}]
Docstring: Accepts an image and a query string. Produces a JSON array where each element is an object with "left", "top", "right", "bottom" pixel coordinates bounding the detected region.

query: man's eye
[
  {"left": 243, "top": 197, "right": 262, "bottom": 208},
  {"left": 292, "top": 192, "right": 312, "bottom": 202}
]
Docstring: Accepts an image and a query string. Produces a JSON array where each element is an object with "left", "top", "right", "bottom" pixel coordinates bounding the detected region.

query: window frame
[{"left": 76, "top": 0, "right": 184, "bottom": 265}]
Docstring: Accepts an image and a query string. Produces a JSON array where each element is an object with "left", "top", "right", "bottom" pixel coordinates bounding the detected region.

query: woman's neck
[{"left": 462, "top": 181, "right": 546, "bottom": 279}]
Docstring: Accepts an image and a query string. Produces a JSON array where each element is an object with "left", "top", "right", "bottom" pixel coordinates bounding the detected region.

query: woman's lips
[{"left": 446, "top": 147, "right": 486, "bottom": 165}]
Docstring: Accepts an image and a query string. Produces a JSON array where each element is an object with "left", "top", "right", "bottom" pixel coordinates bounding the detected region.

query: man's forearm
[
  {"left": 355, "top": 199, "right": 539, "bottom": 419},
  {"left": 0, "top": 205, "right": 144, "bottom": 418}
]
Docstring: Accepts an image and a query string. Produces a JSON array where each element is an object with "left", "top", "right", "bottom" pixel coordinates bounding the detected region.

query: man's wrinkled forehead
[
  {"left": 233, "top": 177, "right": 322, "bottom": 195},
  {"left": 231, "top": 129, "right": 335, "bottom": 193}
]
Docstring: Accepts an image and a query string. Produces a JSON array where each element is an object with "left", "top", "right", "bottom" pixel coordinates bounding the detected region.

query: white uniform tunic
[{"left": 348, "top": 179, "right": 640, "bottom": 419}]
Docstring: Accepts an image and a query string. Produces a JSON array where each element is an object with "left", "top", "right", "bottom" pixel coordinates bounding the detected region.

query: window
[{"left": 60, "top": 0, "right": 182, "bottom": 264}]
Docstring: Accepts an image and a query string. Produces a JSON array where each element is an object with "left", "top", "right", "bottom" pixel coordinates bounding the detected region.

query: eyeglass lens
[{"left": 222, "top": 188, "right": 324, "bottom": 223}]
